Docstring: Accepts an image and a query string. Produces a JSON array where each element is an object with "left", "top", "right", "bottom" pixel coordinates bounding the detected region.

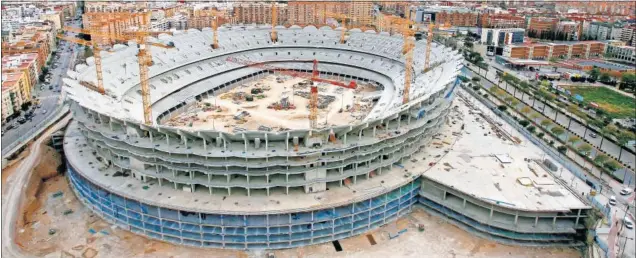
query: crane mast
[
  {"left": 424, "top": 22, "right": 435, "bottom": 72},
  {"left": 271, "top": 2, "right": 278, "bottom": 42}
]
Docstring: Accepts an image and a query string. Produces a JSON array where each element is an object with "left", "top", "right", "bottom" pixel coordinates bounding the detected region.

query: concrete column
[
  {"left": 552, "top": 216, "right": 557, "bottom": 228},
  {"left": 514, "top": 212, "right": 518, "bottom": 226},
  {"left": 534, "top": 216, "right": 539, "bottom": 227},
  {"left": 226, "top": 174, "right": 230, "bottom": 183},
  {"left": 266, "top": 187, "right": 270, "bottom": 196},
  {"left": 247, "top": 188, "right": 250, "bottom": 197},
  {"left": 489, "top": 207, "right": 494, "bottom": 220},
  {"left": 149, "top": 131, "right": 153, "bottom": 143},
  {"left": 373, "top": 126, "right": 376, "bottom": 137},
  {"left": 574, "top": 209, "right": 582, "bottom": 226},
  {"left": 462, "top": 199, "right": 466, "bottom": 208},
  {"left": 343, "top": 133, "right": 347, "bottom": 145},
  {"left": 203, "top": 138, "right": 207, "bottom": 150},
  {"left": 285, "top": 187, "right": 289, "bottom": 195},
  {"left": 208, "top": 174, "right": 211, "bottom": 183},
  {"left": 228, "top": 187, "right": 231, "bottom": 195},
  {"left": 209, "top": 187, "right": 213, "bottom": 195}
]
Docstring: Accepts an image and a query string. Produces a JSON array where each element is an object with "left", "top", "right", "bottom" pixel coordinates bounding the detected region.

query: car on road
[
  {"left": 625, "top": 218, "right": 634, "bottom": 229},
  {"left": 609, "top": 196, "right": 617, "bottom": 206},
  {"left": 17, "top": 117, "right": 26, "bottom": 124},
  {"left": 6, "top": 124, "right": 15, "bottom": 130},
  {"left": 589, "top": 133, "right": 598, "bottom": 138},
  {"left": 42, "top": 109, "right": 47, "bottom": 114},
  {"left": 620, "top": 188, "right": 633, "bottom": 196}
]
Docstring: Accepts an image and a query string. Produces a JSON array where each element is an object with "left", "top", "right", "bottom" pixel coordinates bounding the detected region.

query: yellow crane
[
  {"left": 190, "top": 8, "right": 223, "bottom": 49},
  {"left": 424, "top": 22, "right": 437, "bottom": 73},
  {"left": 59, "top": 12, "right": 175, "bottom": 125},
  {"left": 324, "top": 11, "right": 348, "bottom": 44},
  {"left": 271, "top": 2, "right": 278, "bottom": 42},
  {"left": 386, "top": 17, "right": 415, "bottom": 104}
]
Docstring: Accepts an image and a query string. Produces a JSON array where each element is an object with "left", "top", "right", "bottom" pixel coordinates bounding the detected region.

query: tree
[
  {"left": 510, "top": 99, "right": 520, "bottom": 106},
  {"left": 557, "top": 146, "right": 568, "bottom": 154},
  {"left": 537, "top": 132, "right": 545, "bottom": 138},
  {"left": 550, "top": 126, "right": 565, "bottom": 136},
  {"left": 567, "top": 135, "right": 580, "bottom": 145},
  {"left": 527, "top": 125, "right": 536, "bottom": 133},
  {"left": 599, "top": 72, "right": 611, "bottom": 83},
  {"left": 504, "top": 96, "right": 514, "bottom": 104},
  {"left": 540, "top": 119, "right": 553, "bottom": 128},
  {"left": 497, "top": 105, "right": 508, "bottom": 111},
  {"left": 617, "top": 130, "right": 635, "bottom": 146},
  {"left": 471, "top": 77, "right": 481, "bottom": 82},
  {"left": 519, "top": 120, "right": 530, "bottom": 127},
  {"left": 594, "top": 153, "right": 609, "bottom": 164},
  {"left": 577, "top": 143, "right": 593, "bottom": 154},
  {"left": 529, "top": 112, "right": 541, "bottom": 123},
  {"left": 604, "top": 160, "right": 623, "bottom": 171},
  {"left": 588, "top": 68, "right": 600, "bottom": 80},
  {"left": 520, "top": 106, "right": 532, "bottom": 115}
]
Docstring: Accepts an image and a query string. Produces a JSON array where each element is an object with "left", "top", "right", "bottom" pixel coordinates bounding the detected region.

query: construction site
[
  {"left": 0, "top": 4, "right": 600, "bottom": 257},
  {"left": 164, "top": 74, "right": 380, "bottom": 132}
]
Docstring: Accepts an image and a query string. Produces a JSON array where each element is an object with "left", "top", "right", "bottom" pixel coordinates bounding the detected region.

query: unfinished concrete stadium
[{"left": 61, "top": 25, "right": 591, "bottom": 250}]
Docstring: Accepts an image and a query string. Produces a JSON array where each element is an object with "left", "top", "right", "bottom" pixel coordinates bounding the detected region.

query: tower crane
[
  {"left": 424, "top": 22, "right": 437, "bottom": 73},
  {"left": 386, "top": 17, "right": 415, "bottom": 104},
  {"left": 225, "top": 57, "right": 356, "bottom": 128},
  {"left": 271, "top": 2, "right": 278, "bottom": 42},
  {"left": 324, "top": 12, "right": 348, "bottom": 44},
  {"left": 190, "top": 8, "right": 222, "bottom": 49},
  {"left": 59, "top": 12, "right": 175, "bottom": 125}
]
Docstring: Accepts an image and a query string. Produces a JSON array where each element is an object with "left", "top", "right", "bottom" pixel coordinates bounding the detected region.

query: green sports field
[{"left": 567, "top": 86, "right": 636, "bottom": 118}]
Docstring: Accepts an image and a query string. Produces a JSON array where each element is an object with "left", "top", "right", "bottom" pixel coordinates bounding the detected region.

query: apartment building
[
  {"left": 605, "top": 43, "right": 636, "bottom": 63},
  {"left": 587, "top": 22, "right": 624, "bottom": 40},
  {"left": 84, "top": 2, "right": 143, "bottom": 13},
  {"left": 503, "top": 41, "right": 606, "bottom": 60},
  {"left": 2, "top": 53, "right": 40, "bottom": 90},
  {"left": 1, "top": 31, "right": 51, "bottom": 70},
  {"left": 375, "top": 12, "right": 402, "bottom": 35},
  {"left": 527, "top": 17, "right": 557, "bottom": 34},
  {"left": 480, "top": 14, "right": 526, "bottom": 29},
  {"left": 232, "top": 1, "right": 372, "bottom": 27},
  {"left": 1, "top": 71, "right": 32, "bottom": 120},
  {"left": 2, "top": 88, "right": 17, "bottom": 122},
  {"left": 557, "top": 21, "right": 582, "bottom": 40},
  {"left": 39, "top": 10, "right": 63, "bottom": 31},
  {"left": 480, "top": 28, "right": 525, "bottom": 47},
  {"left": 415, "top": 7, "right": 478, "bottom": 27},
  {"left": 620, "top": 25, "right": 636, "bottom": 47},
  {"left": 233, "top": 3, "right": 287, "bottom": 25}
]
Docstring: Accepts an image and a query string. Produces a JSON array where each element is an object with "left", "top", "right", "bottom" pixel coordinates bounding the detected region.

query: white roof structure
[{"left": 63, "top": 26, "right": 462, "bottom": 130}]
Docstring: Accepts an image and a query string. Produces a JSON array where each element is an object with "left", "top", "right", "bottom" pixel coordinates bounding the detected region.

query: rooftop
[{"left": 423, "top": 92, "right": 590, "bottom": 212}]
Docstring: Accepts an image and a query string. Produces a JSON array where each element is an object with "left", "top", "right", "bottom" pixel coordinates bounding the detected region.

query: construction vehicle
[{"left": 226, "top": 57, "right": 356, "bottom": 129}]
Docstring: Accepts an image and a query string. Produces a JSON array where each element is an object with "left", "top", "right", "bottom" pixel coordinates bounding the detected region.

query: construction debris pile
[
  {"left": 268, "top": 96, "right": 296, "bottom": 110},
  {"left": 294, "top": 91, "right": 336, "bottom": 109}
]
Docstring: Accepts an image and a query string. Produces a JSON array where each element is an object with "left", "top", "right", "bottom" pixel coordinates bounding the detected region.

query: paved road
[
  {"left": 466, "top": 64, "right": 636, "bottom": 183},
  {"left": 1, "top": 115, "right": 71, "bottom": 258},
  {"left": 1, "top": 20, "right": 81, "bottom": 153}
]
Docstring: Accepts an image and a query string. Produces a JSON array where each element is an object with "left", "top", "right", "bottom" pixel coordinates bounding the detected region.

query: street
[{"left": 1, "top": 20, "right": 81, "bottom": 154}]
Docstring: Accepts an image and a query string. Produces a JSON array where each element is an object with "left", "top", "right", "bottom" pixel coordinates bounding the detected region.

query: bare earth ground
[{"left": 166, "top": 75, "right": 378, "bottom": 132}]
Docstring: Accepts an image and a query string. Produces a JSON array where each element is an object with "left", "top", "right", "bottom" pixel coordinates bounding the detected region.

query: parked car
[
  {"left": 589, "top": 133, "right": 598, "bottom": 138},
  {"left": 42, "top": 109, "right": 47, "bottom": 114},
  {"left": 609, "top": 196, "right": 617, "bottom": 206},
  {"left": 620, "top": 188, "right": 633, "bottom": 196}
]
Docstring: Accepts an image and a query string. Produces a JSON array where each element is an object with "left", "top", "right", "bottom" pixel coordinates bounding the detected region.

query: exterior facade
[
  {"left": 2, "top": 53, "right": 40, "bottom": 89},
  {"left": 480, "top": 14, "right": 526, "bottom": 29},
  {"left": 1, "top": 71, "right": 32, "bottom": 119},
  {"left": 419, "top": 177, "right": 589, "bottom": 246},
  {"left": 504, "top": 41, "right": 606, "bottom": 60},
  {"left": 527, "top": 17, "right": 557, "bottom": 34},
  {"left": 605, "top": 44, "right": 636, "bottom": 63},
  {"left": 39, "top": 11, "right": 63, "bottom": 31},
  {"left": 481, "top": 28, "right": 525, "bottom": 47}
]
